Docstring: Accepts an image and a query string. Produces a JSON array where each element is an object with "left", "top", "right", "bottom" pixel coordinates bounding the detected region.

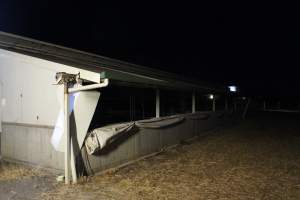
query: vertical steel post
[
  {"left": 156, "top": 89, "right": 160, "bottom": 118},
  {"left": 212, "top": 98, "right": 216, "bottom": 112},
  {"left": 192, "top": 91, "right": 196, "bottom": 113},
  {"left": 71, "top": 142, "right": 77, "bottom": 184},
  {"left": 64, "top": 82, "right": 71, "bottom": 184},
  {"left": 243, "top": 98, "right": 251, "bottom": 119}
]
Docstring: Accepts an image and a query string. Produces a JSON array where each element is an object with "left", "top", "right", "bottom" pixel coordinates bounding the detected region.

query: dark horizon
[{"left": 0, "top": 1, "right": 299, "bottom": 97}]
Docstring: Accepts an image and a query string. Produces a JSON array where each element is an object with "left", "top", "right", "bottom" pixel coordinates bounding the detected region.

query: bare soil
[
  {"left": 1, "top": 112, "right": 300, "bottom": 200},
  {"left": 0, "top": 161, "right": 56, "bottom": 200}
]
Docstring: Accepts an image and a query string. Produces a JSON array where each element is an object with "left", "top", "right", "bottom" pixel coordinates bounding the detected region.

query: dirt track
[{"left": 1, "top": 112, "right": 300, "bottom": 200}]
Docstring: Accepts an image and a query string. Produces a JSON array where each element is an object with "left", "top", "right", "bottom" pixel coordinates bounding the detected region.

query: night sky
[{"left": 0, "top": 1, "right": 299, "bottom": 97}]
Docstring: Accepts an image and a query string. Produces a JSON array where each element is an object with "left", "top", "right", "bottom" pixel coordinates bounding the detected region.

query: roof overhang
[{"left": 0, "top": 31, "right": 226, "bottom": 93}]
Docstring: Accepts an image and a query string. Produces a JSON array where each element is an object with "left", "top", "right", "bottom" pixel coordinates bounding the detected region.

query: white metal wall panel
[
  {"left": 0, "top": 53, "right": 59, "bottom": 126},
  {"left": 0, "top": 81, "right": 2, "bottom": 132},
  {"left": 0, "top": 48, "right": 101, "bottom": 126}
]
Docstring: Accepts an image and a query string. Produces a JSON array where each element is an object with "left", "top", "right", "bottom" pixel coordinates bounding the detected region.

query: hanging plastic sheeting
[
  {"left": 85, "top": 122, "right": 135, "bottom": 155},
  {"left": 85, "top": 115, "right": 185, "bottom": 155},
  {"left": 51, "top": 89, "right": 100, "bottom": 152},
  {"left": 73, "top": 91, "right": 100, "bottom": 149},
  {"left": 51, "top": 85, "right": 76, "bottom": 152}
]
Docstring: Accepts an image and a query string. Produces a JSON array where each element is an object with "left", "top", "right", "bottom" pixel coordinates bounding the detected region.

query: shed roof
[{"left": 0, "top": 31, "right": 226, "bottom": 93}]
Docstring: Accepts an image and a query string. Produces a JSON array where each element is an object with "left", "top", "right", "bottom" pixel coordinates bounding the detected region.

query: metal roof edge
[{"left": 0, "top": 31, "right": 226, "bottom": 93}]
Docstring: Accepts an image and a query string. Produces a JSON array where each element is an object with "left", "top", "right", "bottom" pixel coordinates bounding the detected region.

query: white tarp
[
  {"left": 51, "top": 85, "right": 75, "bottom": 152},
  {"left": 73, "top": 91, "right": 100, "bottom": 149},
  {"left": 51, "top": 89, "right": 100, "bottom": 152}
]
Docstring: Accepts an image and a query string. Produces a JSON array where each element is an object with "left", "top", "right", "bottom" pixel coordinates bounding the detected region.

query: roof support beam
[
  {"left": 212, "top": 97, "right": 216, "bottom": 112},
  {"left": 192, "top": 91, "right": 196, "bottom": 113},
  {"left": 64, "top": 82, "right": 71, "bottom": 184},
  {"left": 156, "top": 89, "right": 160, "bottom": 118}
]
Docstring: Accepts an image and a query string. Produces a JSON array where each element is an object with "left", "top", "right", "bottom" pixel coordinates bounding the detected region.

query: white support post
[
  {"left": 156, "top": 89, "right": 160, "bottom": 118},
  {"left": 212, "top": 98, "right": 216, "bottom": 112},
  {"left": 242, "top": 98, "right": 251, "bottom": 119},
  {"left": 70, "top": 142, "right": 77, "bottom": 184},
  {"left": 64, "top": 83, "right": 71, "bottom": 184},
  {"left": 192, "top": 91, "right": 196, "bottom": 113}
]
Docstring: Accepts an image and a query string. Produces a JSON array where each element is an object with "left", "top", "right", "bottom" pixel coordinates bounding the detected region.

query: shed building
[{"left": 0, "top": 32, "right": 240, "bottom": 183}]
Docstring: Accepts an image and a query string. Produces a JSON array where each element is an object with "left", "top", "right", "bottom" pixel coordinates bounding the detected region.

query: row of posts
[
  {"left": 262, "top": 100, "right": 281, "bottom": 111},
  {"left": 155, "top": 89, "right": 231, "bottom": 118}
]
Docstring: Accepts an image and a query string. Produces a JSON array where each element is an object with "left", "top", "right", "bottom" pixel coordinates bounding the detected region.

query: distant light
[
  {"left": 242, "top": 97, "right": 246, "bottom": 100},
  {"left": 209, "top": 94, "right": 214, "bottom": 100},
  {"left": 228, "top": 86, "right": 237, "bottom": 92}
]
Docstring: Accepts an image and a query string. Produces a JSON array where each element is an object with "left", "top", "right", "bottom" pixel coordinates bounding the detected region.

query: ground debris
[{"left": 0, "top": 161, "right": 45, "bottom": 181}]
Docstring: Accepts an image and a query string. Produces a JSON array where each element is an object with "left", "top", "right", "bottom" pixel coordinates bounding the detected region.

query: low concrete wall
[
  {"left": 0, "top": 122, "right": 64, "bottom": 170},
  {"left": 81, "top": 111, "right": 237, "bottom": 174},
  {"left": 0, "top": 111, "right": 237, "bottom": 173}
]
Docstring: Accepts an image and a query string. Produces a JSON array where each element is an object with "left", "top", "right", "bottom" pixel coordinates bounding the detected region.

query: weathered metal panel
[
  {"left": 1, "top": 123, "right": 64, "bottom": 170},
  {"left": 136, "top": 128, "right": 161, "bottom": 156},
  {"left": 83, "top": 112, "right": 236, "bottom": 174}
]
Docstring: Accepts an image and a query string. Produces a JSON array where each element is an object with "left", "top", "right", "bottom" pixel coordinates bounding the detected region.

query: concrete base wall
[
  {"left": 0, "top": 122, "right": 64, "bottom": 170},
  {"left": 0, "top": 111, "right": 237, "bottom": 173}
]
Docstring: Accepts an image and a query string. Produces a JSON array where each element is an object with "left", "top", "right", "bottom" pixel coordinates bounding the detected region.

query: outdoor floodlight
[{"left": 228, "top": 85, "right": 237, "bottom": 93}]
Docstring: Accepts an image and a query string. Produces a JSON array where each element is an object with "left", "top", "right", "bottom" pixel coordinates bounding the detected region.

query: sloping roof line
[{"left": 0, "top": 31, "right": 226, "bottom": 93}]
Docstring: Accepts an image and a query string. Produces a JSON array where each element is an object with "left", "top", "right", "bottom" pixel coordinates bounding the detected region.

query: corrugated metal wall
[
  {"left": 1, "top": 111, "right": 237, "bottom": 171},
  {"left": 1, "top": 122, "right": 64, "bottom": 170},
  {"left": 82, "top": 111, "right": 235, "bottom": 174}
]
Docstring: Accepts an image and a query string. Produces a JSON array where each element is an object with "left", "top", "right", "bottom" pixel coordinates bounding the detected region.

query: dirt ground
[
  {"left": 1, "top": 112, "right": 300, "bottom": 200},
  {"left": 0, "top": 161, "right": 56, "bottom": 200}
]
